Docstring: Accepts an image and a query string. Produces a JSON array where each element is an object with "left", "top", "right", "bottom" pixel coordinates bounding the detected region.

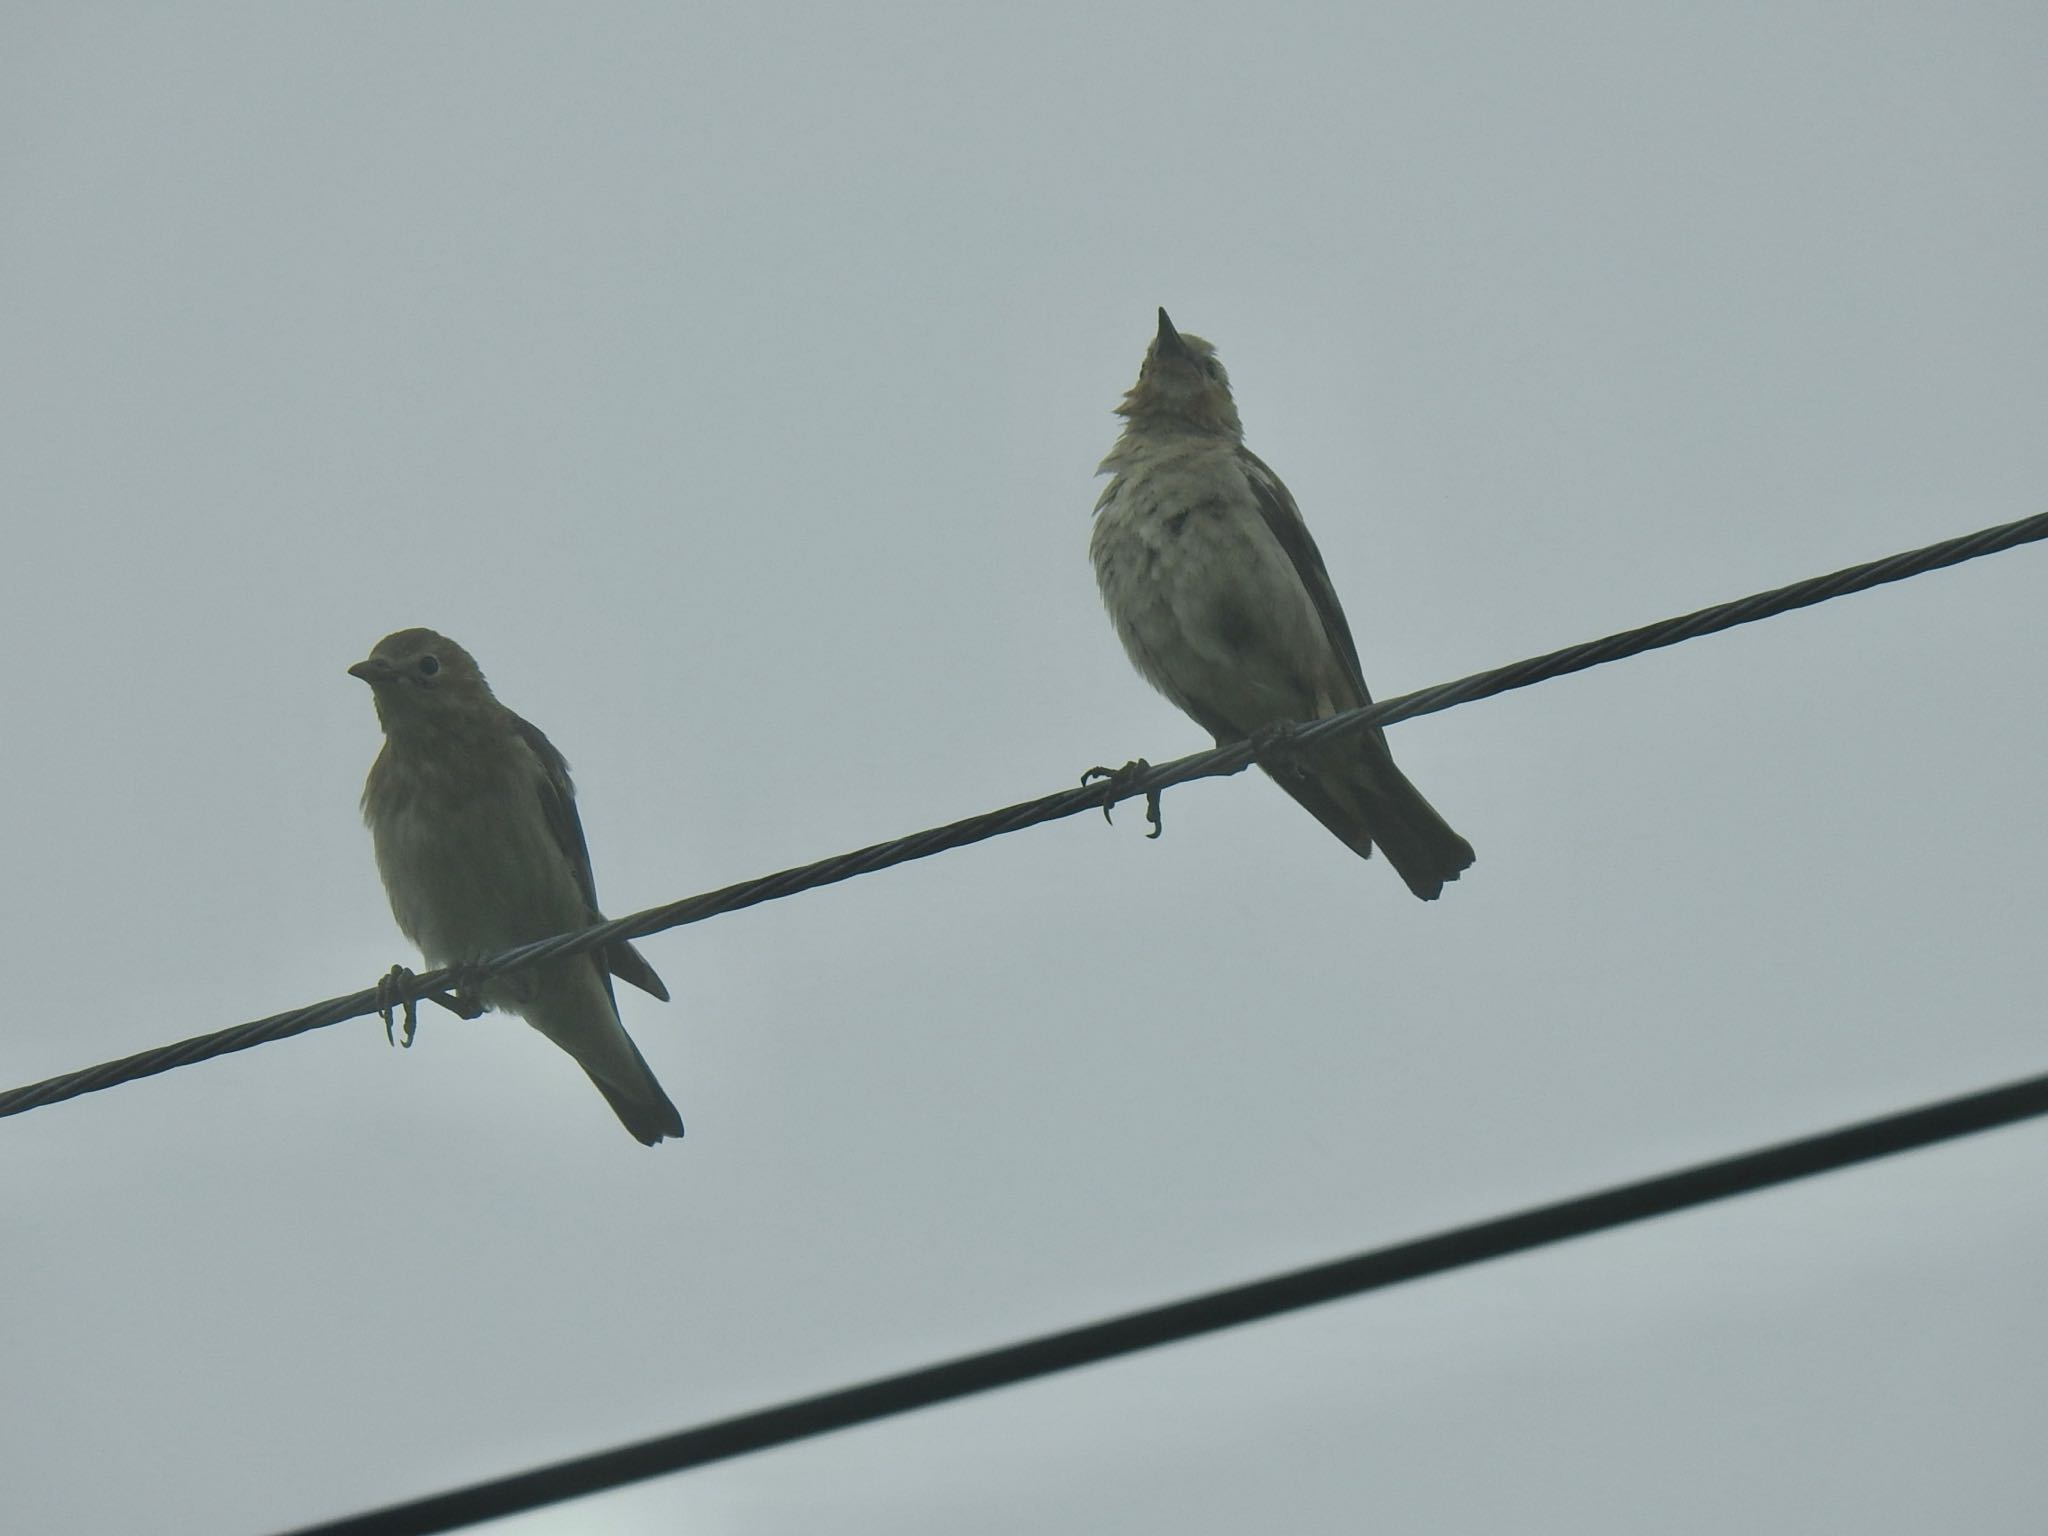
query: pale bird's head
[
  {"left": 1115, "top": 308, "right": 1244, "bottom": 439},
  {"left": 349, "top": 628, "right": 494, "bottom": 733}
]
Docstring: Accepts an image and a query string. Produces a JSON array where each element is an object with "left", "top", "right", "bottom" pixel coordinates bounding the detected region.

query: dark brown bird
[{"left": 352, "top": 628, "right": 683, "bottom": 1143}]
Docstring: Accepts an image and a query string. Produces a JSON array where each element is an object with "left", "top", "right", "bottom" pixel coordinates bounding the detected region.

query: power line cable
[
  {"left": 278, "top": 1063, "right": 2048, "bottom": 1536},
  {"left": 3, "top": 507, "right": 2043, "bottom": 1122}
]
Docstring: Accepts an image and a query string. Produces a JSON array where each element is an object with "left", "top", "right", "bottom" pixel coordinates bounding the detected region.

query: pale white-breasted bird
[
  {"left": 350, "top": 628, "right": 683, "bottom": 1144},
  {"left": 1090, "top": 309, "right": 1475, "bottom": 900}
]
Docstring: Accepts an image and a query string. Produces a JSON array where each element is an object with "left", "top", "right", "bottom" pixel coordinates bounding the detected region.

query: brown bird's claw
[
  {"left": 375, "top": 964, "right": 421, "bottom": 1049},
  {"left": 1081, "top": 759, "right": 1165, "bottom": 839}
]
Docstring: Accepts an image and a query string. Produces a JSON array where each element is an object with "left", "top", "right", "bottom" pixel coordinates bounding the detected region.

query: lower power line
[{"left": 282, "top": 1064, "right": 2048, "bottom": 1536}]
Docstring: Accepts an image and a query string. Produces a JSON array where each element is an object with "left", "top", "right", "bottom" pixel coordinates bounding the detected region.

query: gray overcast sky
[{"left": 4, "top": 4, "right": 2045, "bottom": 1533}]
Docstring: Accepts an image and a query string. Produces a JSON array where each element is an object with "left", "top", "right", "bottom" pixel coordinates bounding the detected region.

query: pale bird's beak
[
  {"left": 1154, "top": 307, "right": 1190, "bottom": 360},
  {"left": 348, "top": 658, "right": 397, "bottom": 685}
]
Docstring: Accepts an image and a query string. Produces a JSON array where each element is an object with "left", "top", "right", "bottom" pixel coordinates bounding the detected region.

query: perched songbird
[
  {"left": 350, "top": 628, "right": 683, "bottom": 1144},
  {"left": 1090, "top": 309, "right": 1475, "bottom": 900}
]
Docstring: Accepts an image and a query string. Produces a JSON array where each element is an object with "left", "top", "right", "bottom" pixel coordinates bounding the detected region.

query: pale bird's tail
[
  {"left": 1267, "top": 734, "right": 1475, "bottom": 902},
  {"left": 581, "top": 1045, "right": 686, "bottom": 1147}
]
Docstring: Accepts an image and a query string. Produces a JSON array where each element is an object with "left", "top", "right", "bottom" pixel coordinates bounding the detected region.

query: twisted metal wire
[{"left": 4, "top": 508, "right": 2043, "bottom": 1122}]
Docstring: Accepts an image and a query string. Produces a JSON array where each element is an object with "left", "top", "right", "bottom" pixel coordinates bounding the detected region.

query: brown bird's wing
[{"left": 508, "top": 713, "right": 671, "bottom": 1003}]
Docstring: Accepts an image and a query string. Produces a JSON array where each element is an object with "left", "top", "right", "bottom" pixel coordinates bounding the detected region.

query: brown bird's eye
[{"left": 416, "top": 655, "right": 441, "bottom": 677}]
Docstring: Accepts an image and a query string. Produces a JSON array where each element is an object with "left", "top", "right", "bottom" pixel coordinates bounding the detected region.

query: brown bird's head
[
  {"left": 349, "top": 628, "right": 495, "bottom": 735},
  {"left": 1114, "top": 308, "right": 1244, "bottom": 440}
]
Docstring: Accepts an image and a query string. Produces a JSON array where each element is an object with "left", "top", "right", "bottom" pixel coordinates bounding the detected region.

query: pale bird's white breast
[{"left": 1092, "top": 441, "right": 1354, "bottom": 729}]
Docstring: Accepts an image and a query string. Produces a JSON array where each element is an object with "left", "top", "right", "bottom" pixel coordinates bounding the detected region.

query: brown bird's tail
[
  {"left": 591, "top": 944, "right": 682, "bottom": 1144},
  {"left": 523, "top": 968, "right": 686, "bottom": 1146},
  {"left": 1266, "top": 733, "right": 1475, "bottom": 901}
]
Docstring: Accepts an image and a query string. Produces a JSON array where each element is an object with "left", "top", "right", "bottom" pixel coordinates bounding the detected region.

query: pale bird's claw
[
  {"left": 375, "top": 964, "right": 421, "bottom": 1049},
  {"left": 376, "top": 963, "right": 486, "bottom": 1046},
  {"left": 440, "top": 965, "right": 487, "bottom": 1021},
  {"left": 1081, "top": 759, "right": 1165, "bottom": 839}
]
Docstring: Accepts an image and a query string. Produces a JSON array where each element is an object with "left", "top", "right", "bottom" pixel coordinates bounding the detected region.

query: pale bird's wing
[
  {"left": 1234, "top": 449, "right": 1475, "bottom": 897},
  {"left": 507, "top": 713, "right": 670, "bottom": 1003},
  {"left": 1237, "top": 447, "right": 1373, "bottom": 708}
]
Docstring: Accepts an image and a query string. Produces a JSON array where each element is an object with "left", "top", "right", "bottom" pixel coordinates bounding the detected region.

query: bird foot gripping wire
[
  {"left": 374, "top": 964, "right": 485, "bottom": 1048},
  {"left": 1081, "top": 759, "right": 1165, "bottom": 839},
  {"left": 375, "top": 966, "right": 422, "bottom": 1048},
  {"left": 1247, "top": 720, "right": 1309, "bottom": 783}
]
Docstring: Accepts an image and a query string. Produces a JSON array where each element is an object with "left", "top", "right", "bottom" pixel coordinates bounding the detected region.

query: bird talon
[
  {"left": 1081, "top": 762, "right": 1128, "bottom": 825},
  {"left": 1081, "top": 759, "right": 1166, "bottom": 838},
  {"left": 439, "top": 965, "right": 487, "bottom": 1021},
  {"left": 375, "top": 964, "right": 421, "bottom": 1049}
]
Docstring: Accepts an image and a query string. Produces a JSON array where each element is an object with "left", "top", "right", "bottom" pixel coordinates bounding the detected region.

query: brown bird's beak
[
  {"left": 348, "top": 658, "right": 397, "bottom": 684},
  {"left": 1154, "top": 306, "right": 1190, "bottom": 360}
]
